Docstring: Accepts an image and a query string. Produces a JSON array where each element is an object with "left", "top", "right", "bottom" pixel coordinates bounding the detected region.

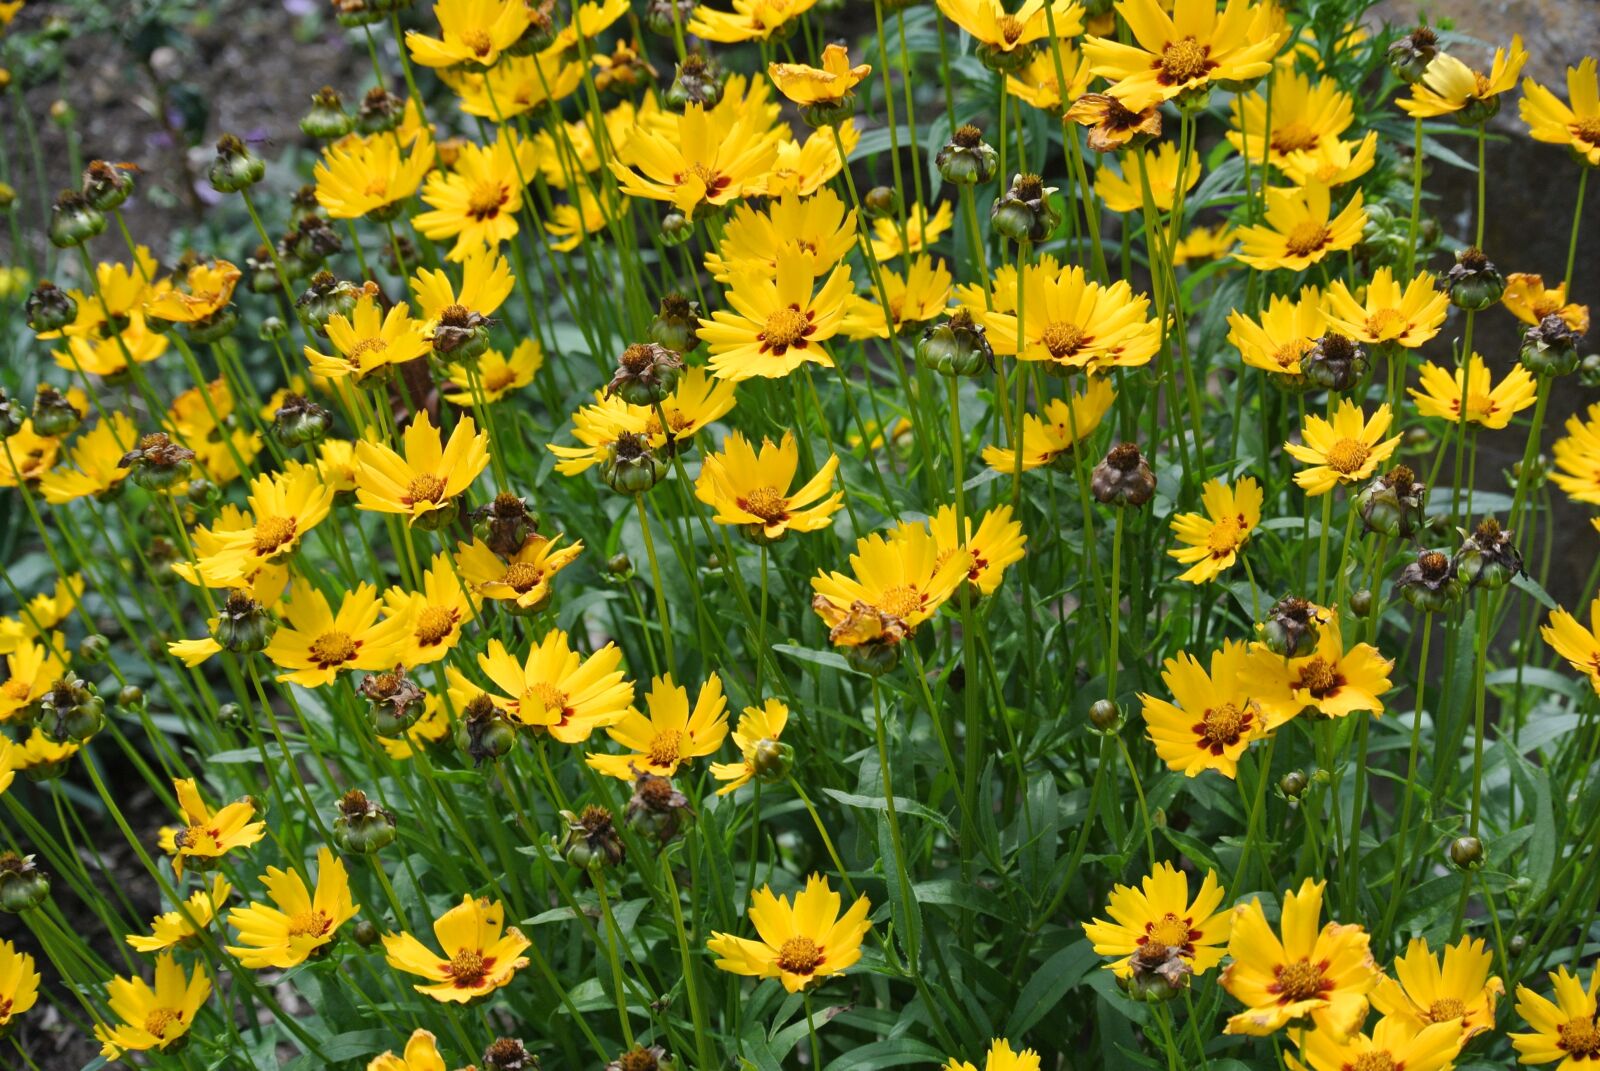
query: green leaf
[
  {"left": 820, "top": 788, "right": 955, "bottom": 833},
  {"left": 1005, "top": 938, "right": 1099, "bottom": 1037},
  {"left": 774, "top": 644, "right": 860, "bottom": 676},
  {"left": 827, "top": 1038, "right": 947, "bottom": 1071},
  {"left": 1500, "top": 739, "right": 1557, "bottom": 897}
]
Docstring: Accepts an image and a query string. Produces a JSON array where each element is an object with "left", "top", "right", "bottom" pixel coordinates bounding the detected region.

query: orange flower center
[
  {"left": 1295, "top": 656, "right": 1342, "bottom": 698},
  {"left": 876, "top": 584, "right": 925, "bottom": 620},
  {"left": 1365, "top": 308, "right": 1408, "bottom": 338},
  {"left": 1284, "top": 221, "right": 1332, "bottom": 258},
  {"left": 1573, "top": 117, "right": 1600, "bottom": 146},
  {"left": 460, "top": 28, "right": 494, "bottom": 57},
  {"left": 143, "top": 1007, "right": 183, "bottom": 1039},
  {"left": 1350, "top": 1055, "right": 1396, "bottom": 1071},
  {"left": 740, "top": 486, "right": 788, "bottom": 522},
  {"left": 1426, "top": 997, "right": 1466, "bottom": 1022},
  {"left": 1144, "top": 913, "right": 1194, "bottom": 949},
  {"left": 414, "top": 606, "right": 458, "bottom": 645},
  {"left": 308, "top": 631, "right": 359, "bottom": 668},
  {"left": 762, "top": 307, "right": 811, "bottom": 349},
  {"left": 1159, "top": 36, "right": 1212, "bottom": 84},
  {"left": 174, "top": 823, "right": 218, "bottom": 852},
  {"left": 1273, "top": 958, "right": 1330, "bottom": 1002},
  {"left": 405, "top": 473, "right": 448, "bottom": 505},
  {"left": 1272, "top": 338, "right": 1314, "bottom": 372},
  {"left": 1271, "top": 122, "right": 1320, "bottom": 154},
  {"left": 1325, "top": 438, "right": 1371, "bottom": 475},
  {"left": 522, "top": 681, "right": 568, "bottom": 720},
  {"left": 347, "top": 336, "right": 388, "bottom": 365},
  {"left": 447, "top": 947, "right": 489, "bottom": 987},
  {"left": 501, "top": 561, "right": 545, "bottom": 593},
  {"left": 467, "top": 182, "right": 510, "bottom": 221},
  {"left": 287, "top": 909, "right": 331, "bottom": 938},
  {"left": 648, "top": 729, "right": 684, "bottom": 768},
  {"left": 1206, "top": 515, "right": 1244, "bottom": 556},
  {"left": 1, "top": 679, "right": 29, "bottom": 702},
  {"left": 1041, "top": 321, "right": 1087, "bottom": 359},
  {"left": 1196, "top": 702, "right": 1250, "bottom": 752},
  {"left": 995, "top": 14, "right": 1024, "bottom": 45},
  {"left": 776, "top": 935, "right": 823, "bottom": 974},
  {"left": 253, "top": 514, "right": 298, "bottom": 556},
  {"left": 1559, "top": 1017, "right": 1600, "bottom": 1057}
]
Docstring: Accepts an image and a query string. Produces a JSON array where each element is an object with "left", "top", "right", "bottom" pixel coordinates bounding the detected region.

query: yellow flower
[
  {"left": 705, "top": 189, "right": 857, "bottom": 283},
  {"left": 944, "top": 1039, "right": 1041, "bottom": 1071},
  {"left": 478, "top": 629, "right": 633, "bottom": 742},
  {"left": 1542, "top": 596, "right": 1600, "bottom": 693},
  {"left": 0, "top": 938, "right": 39, "bottom": 1030},
  {"left": 870, "top": 201, "right": 954, "bottom": 262},
  {"left": 545, "top": 181, "right": 611, "bottom": 252},
  {"left": 981, "top": 261, "right": 1159, "bottom": 372},
  {"left": 38, "top": 412, "right": 137, "bottom": 504},
  {"left": 1502, "top": 272, "right": 1590, "bottom": 334},
  {"left": 695, "top": 430, "right": 842, "bottom": 542},
  {"left": 1084, "top": 0, "right": 1281, "bottom": 110},
  {"left": 1082, "top": 862, "right": 1231, "bottom": 978},
  {"left": 1400, "top": 36, "right": 1528, "bottom": 119},
  {"left": 414, "top": 133, "right": 539, "bottom": 261},
  {"left": 405, "top": 0, "right": 531, "bottom": 69},
  {"left": 546, "top": 0, "right": 630, "bottom": 52},
  {"left": 382, "top": 895, "right": 530, "bottom": 1003},
  {"left": 354, "top": 410, "right": 490, "bottom": 527},
  {"left": 1371, "top": 936, "right": 1504, "bottom": 1041},
  {"left": 369, "top": 1029, "right": 448, "bottom": 1071},
  {"left": 382, "top": 552, "right": 476, "bottom": 666},
  {"left": 1521, "top": 58, "right": 1600, "bottom": 167},
  {"left": 1093, "top": 141, "right": 1201, "bottom": 213},
  {"left": 1173, "top": 226, "right": 1230, "bottom": 271},
  {"left": 981, "top": 376, "right": 1115, "bottom": 472},
  {"left": 314, "top": 131, "right": 434, "bottom": 220},
  {"left": 443, "top": 340, "right": 542, "bottom": 405},
  {"left": 587, "top": 672, "right": 728, "bottom": 779},
  {"left": 1221, "top": 878, "right": 1378, "bottom": 1038},
  {"left": 127, "top": 876, "right": 232, "bottom": 953},
  {"left": 1066, "top": 92, "right": 1164, "bottom": 152},
  {"left": 0, "top": 737, "right": 13, "bottom": 796},
  {"left": 548, "top": 371, "right": 737, "bottom": 474},
  {"left": 158, "top": 777, "right": 265, "bottom": 878},
  {"left": 1323, "top": 268, "right": 1450, "bottom": 348},
  {"left": 410, "top": 245, "right": 514, "bottom": 324},
  {"left": 710, "top": 698, "right": 790, "bottom": 795},
  {"left": 1242, "top": 613, "right": 1392, "bottom": 727},
  {"left": 0, "top": 420, "right": 61, "bottom": 488},
  {"left": 768, "top": 43, "right": 871, "bottom": 106},
  {"left": 1169, "top": 477, "right": 1262, "bottom": 584},
  {"left": 226, "top": 847, "right": 359, "bottom": 969},
  {"left": 446, "top": 49, "right": 585, "bottom": 121},
  {"left": 1284, "top": 399, "right": 1399, "bottom": 495},
  {"left": 812, "top": 524, "right": 968, "bottom": 632},
  {"left": 171, "top": 504, "right": 290, "bottom": 606},
  {"left": 457, "top": 532, "right": 583, "bottom": 612},
  {"left": 610, "top": 103, "right": 781, "bottom": 221},
  {"left": 194, "top": 465, "right": 336, "bottom": 586},
  {"left": 1512, "top": 965, "right": 1600, "bottom": 1068},
  {"left": 1408, "top": 354, "right": 1538, "bottom": 430},
  {"left": 707, "top": 873, "right": 871, "bottom": 993},
  {"left": 1234, "top": 184, "right": 1366, "bottom": 272},
  {"left": 1140, "top": 641, "right": 1264, "bottom": 778},
  {"left": 753, "top": 121, "right": 860, "bottom": 198},
  {"left": 1006, "top": 40, "right": 1092, "bottom": 114},
  {"left": 51, "top": 313, "right": 169, "bottom": 377},
  {"left": 0, "top": 636, "right": 67, "bottom": 723},
  {"left": 304, "top": 293, "right": 433, "bottom": 383},
  {"left": 699, "top": 253, "right": 854, "bottom": 381},
  {"left": 839, "top": 255, "right": 954, "bottom": 340},
  {"left": 1227, "top": 287, "right": 1326, "bottom": 378},
  {"left": 23, "top": 576, "right": 79, "bottom": 635},
  {"left": 95, "top": 952, "right": 211, "bottom": 1061},
  {"left": 924, "top": 504, "right": 1028, "bottom": 596},
  {"left": 937, "top": 0, "right": 1084, "bottom": 58},
  {"left": 688, "top": 0, "right": 821, "bottom": 43},
  {"left": 262, "top": 580, "right": 411, "bottom": 688},
  {"left": 168, "top": 378, "right": 263, "bottom": 486},
  {"left": 144, "top": 259, "right": 241, "bottom": 324},
  {"left": 10, "top": 725, "right": 81, "bottom": 776},
  {"left": 1285, "top": 1016, "right": 1465, "bottom": 1071},
  {"left": 1226, "top": 68, "right": 1353, "bottom": 170},
  {"left": 1280, "top": 132, "right": 1379, "bottom": 188}
]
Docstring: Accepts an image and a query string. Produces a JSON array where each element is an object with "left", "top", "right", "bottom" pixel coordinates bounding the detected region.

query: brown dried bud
[{"left": 1090, "top": 442, "right": 1156, "bottom": 506}]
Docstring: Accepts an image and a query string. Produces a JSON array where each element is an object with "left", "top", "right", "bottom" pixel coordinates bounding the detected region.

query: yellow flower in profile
[
  {"left": 1243, "top": 614, "right": 1392, "bottom": 727},
  {"left": 11, "top": 726, "right": 81, "bottom": 776},
  {"left": 812, "top": 524, "right": 968, "bottom": 633},
  {"left": 443, "top": 340, "right": 542, "bottom": 405},
  {"left": 1006, "top": 40, "right": 1093, "bottom": 114},
  {"left": 982, "top": 262, "right": 1159, "bottom": 372},
  {"left": 354, "top": 410, "right": 490, "bottom": 527},
  {"left": 981, "top": 376, "right": 1115, "bottom": 473},
  {"left": 1221, "top": 878, "right": 1378, "bottom": 1039},
  {"left": 304, "top": 293, "right": 432, "bottom": 383},
  {"left": 1372, "top": 936, "right": 1504, "bottom": 1041},
  {"left": 457, "top": 532, "right": 583, "bottom": 612},
  {"left": 610, "top": 103, "right": 781, "bottom": 220},
  {"left": 95, "top": 953, "right": 211, "bottom": 1060},
  {"left": 1, "top": 636, "right": 68, "bottom": 723},
  {"left": 707, "top": 874, "right": 871, "bottom": 993},
  {"left": 1280, "top": 132, "right": 1379, "bottom": 188},
  {"left": 1226, "top": 68, "right": 1353, "bottom": 170},
  {"left": 1400, "top": 36, "right": 1528, "bottom": 119},
  {"left": 1521, "top": 58, "right": 1600, "bottom": 167},
  {"left": 1285, "top": 1016, "right": 1464, "bottom": 1071},
  {"left": 695, "top": 430, "right": 843, "bottom": 543},
  {"left": 226, "top": 847, "right": 359, "bottom": 970},
  {"left": 1093, "top": 141, "right": 1201, "bottom": 213},
  {"left": 0, "top": 420, "right": 61, "bottom": 488},
  {"left": 1083, "top": 0, "right": 1280, "bottom": 110},
  {"left": 688, "top": 0, "right": 821, "bottom": 43},
  {"left": 1168, "top": 477, "right": 1262, "bottom": 584},
  {"left": 1234, "top": 184, "right": 1366, "bottom": 272},
  {"left": 144, "top": 259, "right": 241, "bottom": 324},
  {"left": 0, "top": 737, "right": 14, "bottom": 796},
  {"left": 839, "top": 255, "right": 954, "bottom": 340},
  {"left": 1140, "top": 641, "right": 1264, "bottom": 778},
  {"left": 382, "top": 553, "right": 476, "bottom": 667},
  {"left": 937, "top": 0, "right": 1084, "bottom": 60},
  {"left": 870, "top": 201, "right": 954, "bottom": 262},
  {"left": 1408, "top": 354, "right": 1538, "bottom": 430},
  {"left": 478, "top": 630, "right": 632, "bottom": 742},
  {"left": 924, "top": 504, "right": 1028, "bottom": 596},
  {"left": 944, "top": 1039, "right": 1041, "bottom": 1071},
  {"left": 414, "top": 133, "right": 539, "bottom": 261},
  {"left": 705, "top": 189, "right": 857, "bottom": 283},
  {"left": 1511, "top": 965, "right": 1600, "bottom": 1067},
  {"left": 446, "top": 49, "right": 585, "bottom": 121},
  {"left": 587, "top": 673, "right": 728, "bottom": 779},
  {"left": 158, "top": 777, "right": 266, "bottom": 878},
  {"left": 172, "top": 504, "right": 290, "bottom": 605},
  {"left": 1502, "top": 272, "right": 1590, "bottom": 334},
  {"left": 1323, "top": 268, "right": 1450, "bottom": 348},
  {"left": 404, "top": 0, "right": 530, "bottom": 69},
  {"left": 1227, "top": 288, "right": 1326, "bottom": 378},
  {"left": 369, "top": 1029, "right": 448, "bottom": 1071},
  {"left": 262, "top": 580, "right": 410, "bottom": 688},
  {"left": 711, "top": 698, "right": 790, "bottom": 795},
  {"left": 127, "top": 876, "right": 231, "bottom": 953},
  {"left": 545, "top": 182, "right": 611, "bottom": 252},
  {"left": 38, "top": 412, "right": 136, "bottom": 504},
  {"left": 1542, "top": 597, "right": 1600, "bottom": 694},
  {"left": 1284, "top": 399, "right": 1399, "bottom": 495},
  {"left": 753, "top": 120, "right": 859, "bottom": 198},
  {"left": 20, "top": 575, "right": 80, "bottom": 637},
  {"left": 1082, "top": 862, "right": 1231, "bottom": 978},
  {"left": 699, "top": 253, "right": 854, "bottom": 381},
  {"left": 195, "top": 465, "right": 337, "bottom": 585},
  {"left": 0, "top": 939, "right": 39, "bottom": 1030},
  {"left": 769, "top": 43, "right": 871, "bottom": 106},
  {"left": 314, "top": 132, "right": 434, "bottom": 220},
  {"left": 382, "top": 895, "right": 530, "bottom": 1003},
  {"left": 52, "top": 313, "right": 169, "bottom": 377},
  {"left": 411, "top": 245, "right": 514, "bottom": 324}
]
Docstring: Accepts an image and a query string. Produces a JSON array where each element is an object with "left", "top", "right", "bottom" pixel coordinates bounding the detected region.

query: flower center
[
  {"left": 876, "top": 584, "right": 925, "bottom": 620},
  {"left": 1366, "top": 308, "right": 1408, "bottom": 338},
  {"left": 405, "top": 473, "right": 448, "bottom": 505},
  {"left": 174, "top": 823, "right": 218, "bottom": 852},
  {"left": 1294, "top": 656, "right": 1342, "bottom": 698},
  {"left": 1, "top": 679, "right": 29, "bottom": 701},
  {"left": 648, "top": 729, "right": 684, "bottom": 768},
  {"left": 461, "top": 28, "right": 493, "bottom": 56},
  {"left": 1272, "top": 338, "right": 1314, "bottom": 372},
  {"left": 414, "top": 606, "right": 458, "bottom": 645},
  {"left": 308, "top": 631, "right": 359, "bottom": 668},
  {"left": 143, "top": 1007, "right": 183, "bottom": 1039},
  {"left": 483, "top": 366, "right": 517, "bottom": 391},
  {"left": 1350, "top": 1055, "right": 1396, "bottom": 1071},
  {"left": 347, "top": 336, "right": 388, "bottom": 365},
  {"left": 1573, "top": 117, "right": 1600, "bottom": 146},
  {"left": 1325, "top": 438, "right": 1371, "bottom": 474},
  {"left": 1159, "top": 36, "right": 1212, "bottom": 84},
  {"left": 287, "top": 909, "right": 331, "bottom": 938},
  {"left": 761, "top": 306, "right": 812, "bottom": 354},
  {"left": 1273, "top": 958, "right": 1330, "bottom": 1002},
  {"left": 1041, "top": 321, "right": 1087, "bottom": 358},
  {"left": 996, "top": 14, "right": 1024, "bottom": 44},
  {"left": 740, "top": 485, "right": 788, "bottom": 523},
  {"left": 1426, "top": 997, "right": 1466, "bottom": 1022},
  {"left": 776, "top": 935, "right": 823, "bottom": 974},
  {"left": 521, "top": 681, "right": 568, "bottom": 721},
  {"left": 447, "top": 947, "right": 490, "bottom": 987},
  {"left": 1284, "top": 221, "right": 1332, "bottom": 258},
  {"left": 468, "top": 182, "right": 510, "bottom": 221},
  {"left": 1559, "top": 1017, "right": 1600, "bottom": 1057},
  {"left": 501, "top": 561, "right": 544, "bottom": 593},
  {"left": 1206, "top": 515, "right": 1243, "bottom": 555},
  {"left": 1196, "top": 702, "right": 1251, "bottom": 752},
  {"left": 253, "top": 514, "right": 298, "bottom": 556},
  {"left": 1271, "top": 122, "right": 1321, "bottom": 154},
  {"left": 1144, "top": 913, "right": 1194, "bottom": 949}
]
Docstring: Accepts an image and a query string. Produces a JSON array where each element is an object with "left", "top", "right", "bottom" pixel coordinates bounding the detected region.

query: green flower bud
[
  {"left": 119, "top": 433, "right": 196, "bottom": 491},
  {"left": 81, "top": 160, "right": 137, "bottom": 212},
  {"left": 1355, "top": 465, "right": 1427, "bottom": 538},
  {"left": 1453, "top": 517, "right": 1522, "bottom": 591},
  {"left": 0, "top": 854, "right": 50, "bottom": 913},
  {"left": 751, "top": 738, "right": 794, "bottom": 782},
  {"left": 601, "top": 432, "right": 669, "bottom": 495},
  {"left": 1395, "top": 549, "right": 1462, "bottom": 612},
  {"left": 208, "top": 134, "right": 266, "bottom": 194},
  {"left": 1448, "top": 835, "right": 1484, "bottom": 870},
  {"left": 333, "top": 790, "right": 398, "bottom": 855},
  {"left": 644, "top": 0, "right": 696, "bottom": 35},
  {"left": 357, "top": 88, "right": 405, "bottom": 135},
  {"left": 26, "top": 281, "right": 77, "bottom": 334},
  {"left": 936, "top": 124, "right": 998, "bottom": 186},
  {"left": 1387, "top": 27, "right": 1439, "bottom": 84},
  {"left": 359, "top": 666, "right": 427, "bottom": 736},
  {"left": 77, "top": 634, "right": 110, "bottom": 665},
  {"left": 1261, "top": 596, "right": 1320, "bottom": 657},
  {"left": 48, "top": 191, "right": 106, "bottom": 248},
  {"left": 116, "top": 685, "right": 146, "bottom": 712},
  {"left": 39, "top": 675, "right": 105, "bottom": 744},
  {"left": 1088, "top": 698, "right": 1123, "bottom": 734},
  {"left": 991, "top": 173, "right": 1060, "bottom": 244},
  {"left": 30, "top": 384, "right": 82, "bottom": 437},
  {"left": 1302, "top": 333, "right": 1368, "bottom": 393},
  {"left": 300, "top": 87, "right": 354, "bottom": 140},
  {"left": 608, "top": 342, "right": 685, "bottom": 407},
  {"left": 1520, "top": 313, "right": 1580, "bottom": 376},
  {"left": 561, "top": 805, "right": 626, "bottom": 869},
  {"left": 660, "top": 208, "right": 695, "bottom": 247},
  {"left": 215, "top": 591, "right": 279, "bottom": 654},
  {"left": 916, "top": 308, "right": 994, "bottom": 377},
  {"left": 1443, "top": 247, "right": 1504, "bottom": 311},
  {"left": 666, "top": 53, "right": 724, "bottom": 110},
  {"left": 296, "top": 272, "right": 362, "bottom": 336},
  {"left": 625, "top": 770, "right": 692, "bottom": 842},
  {"left": 1278, "top": 770, "right": 1309, "bottom": 800},
  {"left": 456, "top": 697, "right": 517, "bottom": 765},
  {"left": 272, "top": 394, "right": 332, "bottom": 447},
  {"left": 863, "top": 186, "right": 900, "bottom": 219}
]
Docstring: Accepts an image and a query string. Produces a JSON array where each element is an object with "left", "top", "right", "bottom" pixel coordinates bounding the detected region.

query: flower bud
[
  {"left": 608, "top": 342, "right": 685, "bottom": 407},
  {"left": 1350, "top": 589, "right": 1373, "bottom": 617},
  {"left": 456, "top": 696, "right": 517, "bottom": 765},
  {"left": 117, "top": 685, "right": 146, "bottom": 712},
  {"left": 1278, "top": 770, "right": 1309, "bottom": 800},
  {"left": 1396, "top": 549, "right": 1461, "bottom": 612},
  {"left": 991, "top": 173, "right": 1060, "bottom": 244},
  {"left": 976, "top": 37, "right": 1037, "bottom": 73},
  {"left": 650, "top": 293, "right": 702, "bottom": 353},
  {"left": 333, "top": 789, "right": 398, "bottom": 854},
  {"left": 81, "top": 160, "right": 137, "bottom": 211},
  {"left": 561, "top": 805, "right": 625, "bottom": 869},
  {"left": 119, "top": 433, "right": 196, "bottom": 491},
  {"left": 1356, "top": 465, "right": 1427, "bottom": 538},
  {"left": 472, "top": 493, "right": 537, "bottom": 557},
  {"left": 272, "top": 394, "right": 332, "bottom": 447},
  {"left": 607, "top": 552, "right": 634, "bottom": 578},
  {"left": 77, "top": 633, "right": 110, "bottom": 665},
  {"left": 483, "top": 1037, "right": 539, "bottom": 1071},
  {"left": 0, "top": 854, "right": 50, "bottom": 913},
  {"left": 296, "top": 271, "right": 362, "bottom": 335},
  {"left": 360, "top": 666, "right": 428, "bottom": 736},
  {"left": 26, "top": 281, "right": 77, "bottom": 334},
  {"left": 300, "top": 87, "right": 354, "bottom": 140},
  {"left": 1442, "top": 247, "right": 1504, "bottom": 311},
  {"left": 0, "top": 181, "right": 14, "bottom": 208},
  {"left": 0, "top": 390, "right": 20, "bottom": 438},
  {"left": 936, "top": 124, "right": 998, "bottom": 186},
  {"left": 1508, "top": 934, "right": 1527, "bottom": 957},
  {"left": 1261, "top": 596, "right": 1320, "bottom": 657},
  {"left": 659, "top": 208, "right": 695, "bottom": 246},
  {"left": 916, "top": 307, "right": 994, "bottom": 377},
  {"left": 352, "top": 919, "right": 381, "bottom": 947},
  {"left": 751, "top": 738, "right": 794, "bottom": 782},
  {"left": 1579, "top": 353, "right": 1600, "bottom": 387},
  {"left": 48, "top": 191, "right": 106, "bottom": 248},
  {"left": 1302, "top": 333, "right": 1367, "bottom": 392},
  {"left": 208, "top": 134, "right": 266, "bottom": 193},
  {"left": 666, "top": 52, "right": 724, "bottom": 110},
  {"left": 644, "top": 0, "right": 696, "bottom": 35},
  {"left": 1118, "top": 941, "right": 1190, "bottom": 1002},
  {"left": 800, "top": 93, "right": 856, "bottom": 128},
  {"left": 357, "top": 88, "right": 405, "bottom": 135},
  {"left": 39, "top": 674, "right": 105, "bottom": 744},
  {"left": 625, "top": 769, "right": 692, "bottom": 842},
  {"left": 1448, "top": 835, "right": 1484, "bottom": 870},
  {"left": 218, "top": 702, "right": 246, "bottom": 728},
  {"left": 429, "top": 303, "right": 493, "bottom": 359},
  {"left": 280, "top": 216, "right": 344, "bottom": 277},
  {"left": 1520, "top": 313, "right": 1579, "bottom": 376},
  {"left": 608, "top": 1045, "right": 673, "bottom": 1071},
  {"left": 30, "top": 384, "right": 82, "bottom": 437},
  {"left": 1387, "top": 27, "right": 1438, "bottom": 84},
  {"left": 1088, "top": 698, "right": 1123, "bottom": 734},
  {"left": 1453, "top": 517, "right": 1522, "bottom": 591},
  {"left": 215, "top": 590, "right": 280, "bottom": 653},
  {"left": 601, "top": 432, "right": 669, "bottom": 495},
  {"left": 185, "top": 476, "right": 220, "bottom": 510},
  {"left": 863, "top": 186, "right": 899, "bottom": 219},
  {"left": 1090, "top": 442, "right": 1156, "bottom": 507}
]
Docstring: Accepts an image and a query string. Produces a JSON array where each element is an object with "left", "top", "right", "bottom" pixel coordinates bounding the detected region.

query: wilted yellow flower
[
  {"left": 768, "top": 43, "right": 870, "bottom": 106},
  {"left": 1400, "top": 36, "right": 1527, "bottom": 119},
  {"left": 981, "top": 376, "right": 1116, "bottom": 473},
  {"left": 144, "top": 259, "right": 241, "bottom": 324},
  {"left": 688, "top": 0, "right": 821, "bottom": 43}
]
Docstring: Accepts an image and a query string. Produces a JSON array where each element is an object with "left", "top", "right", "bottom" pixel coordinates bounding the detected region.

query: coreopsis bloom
[
  {"left": 1243, "top": 614, "right": 1392, "bottom": 727},
  {"left": 1168, "top": 477, "right": 1263, "bottom": 584},
  {"left": 1502, "top": 273, "right": 1590, "bottom": 334},
  {"left": 1083, "top": 0, "right": 1281, "bottom": 110},
  {"left": 587, "top": 672, "right": 728, "bottom": 779},
  {"left": 127, "top": 876, "right": 232, "bottom": 953},
  {"left": 443, "top": 341, "right": 542, "bottom": 405},
  {"left": 707, "top": 874, "right": 871, "bottom": 993},
  {"left": 457, "top": 532, "right": 583, "bottom": 612},
  {"left": 610, "top": 103, "right": 782, "bottom": 221},
  {"left": 1, "top": 637, "right": 68, "bottom": 722},
  {"left": 1281, "top": 132, "right": 1379, "bottom": 188},
  {"left": 980, "top": 376, "right": 1116, "bottom": 472},
  {"left": 1226, "top": 68, "right": 1353, "bottom": 170},
  {"left": 195, "top": 466, "right": 337, "bottom": 585},
  {"left": 170, "top": 506, "right": 290, "bottom": 607},
  {"left": 10, "top": 726, "right": 81, "bottom": 777},
  {"left": 937, "top": 0, "right": 1084, "bottom": 65},
  {"left": 314, "top": 132, "right": 434, "bottom": 220},
  {"left": 158, "top": 777, "right": 265, "bottom": 878},
  {"left": 944, "top": 1039, "right": 1040, "bottom": 1071},
  {"left": 95, "top": 953, "right": 211, "bottom": 1061},
  {"left": 1512, "top": 965, "right": 1600, "bottom": 1067},
  {"left": 1234, "top": 184, "right": 1366, "bottom": 272},
  {"left": 545, "top": 182, "right": 610, "bottom": 252},
  {"left": 382, "top": 895, "right": 530, "bottom": 1003},
  {"left": 478, "top": 630, "right": 632, "bottom": 742},
  {"left": 411, "top": 245, "right": 514, "bottom": 325},
  {"left": 1408, "top": 354, "right": 1538, "bottom": 430},
  {"left": 689, "top": 0, "right": 820, "bottom": 42},
  {"left": 694, "top": 430, "right": 843, "bottom": 542},
  {"left": 839, "top": 255, "right": 953, "bottom": 340},
  {"left": 447, "top": 50, "right": 585, "bottom": 121},
  {"left": 354, "top": 410, "right": 490, "bottom": 527},
  {"left": 754, "top": 120, "right": 860, "bottom": 198},
  {"left": 1082, "top": 863, "right": 1231, "bottom": 985},
  {"left": 704, "top": 190, "right": 856, "bottom": 282},
  {"left": 924, "top": 504, "right": 1028, "bottom": 597},
  {"left": 1543, "top": 597, "right": 1600, "bottom": 693},
  {"left": 1228, "top": 288, "right": 1327, "bottom": 380},
  {"left": 1093, "top": 141, "right": 1201, "bottom": 213},
  {"left": 262, "top": 581, "right": 410, "bottom": 687},
  {"left": 1522, "top": 58, "right": 1600, "bottom": 167},
  {"left": 166, "top": 378, "right": 262, "bottom": 486},
  {"left": 0, "top": 420, "right": 61, "bottom": 487},
  {"left": 19, "top": 575, "right": 83, "bottom": 636},
  {"left": 982, "top": 262, "right": 1160, "bottom": 372},
  {"left": 382, "top": 553, "right": 476, "bottom": 666},
  {"left": 370, "top": 1030, "right": 448, "bottom": 1071},
  {"left": 414, "top": 134, "right": 539, "bottom": 261},
  {"left": 37, "top": 412, "right": 135, "bottom": 503},
  {"left": 1285, "top": 1017, "right": 1464, "bottom": 1071},
  {"left": 1400, "top": 36, "right": 1528, "bottom": 120},
  {"left": 769, "top": 43, "right": 870, "bottom": 107},
  {"left": 711, "top": 698, "right": 791, "bottom": 795},
  {"left": 870, "top": 201, "right": 954, "bottom": 262},
  {"left": 699, "top": 253, "right": 853, "bottom": 381},
  {"left": 1285, "top": 399, "right": 1400, "bottom": 495},
  {"left": 304, "top": 293, "right": 432, "bottom": 382},
  {"left": 225, "top": 847, "right": 359, "bottom": 969},
  {"left": 1006, "top": 40, "right": 1093, "bottom": 113},
  {"left": 52, "top": 313, "right": 168, "bottom": 377},
  {"left": 812, "top": 525, "right": 968, "bottom": 632},
  {"left": 1066, "top": 93, "right": 1163, "bottom": 152},
  {"left": 1323, "top": 268, "right": 1450, "bottom": 348},
  {"left": 1221, "top": 878, "right": 1378, "bottom": 1038},
  {"left": 1140, "top": 641, "right": 1264, "bottom": 778},
  {"left": 144, "top": 259, "right": 241, "bottom": 324},
  {"left": 405, "top": 0, "right": 530, "bottom": 68},
  {"left": 1371, "top": 936, "right": 1503, "bottom": 1041},
  {"left": 0, "top": 939, "right": 39, "bottom": 1030}
]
